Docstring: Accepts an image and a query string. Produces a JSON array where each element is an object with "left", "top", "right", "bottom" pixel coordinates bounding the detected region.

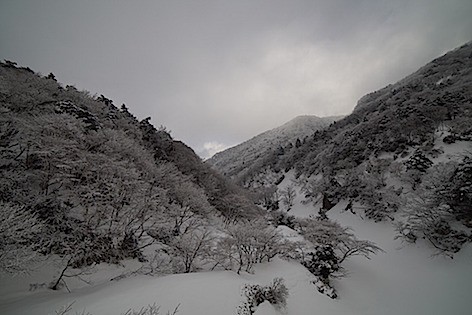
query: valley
[{"left": 1, "top": 41, "right": 471, "bottom": 315}]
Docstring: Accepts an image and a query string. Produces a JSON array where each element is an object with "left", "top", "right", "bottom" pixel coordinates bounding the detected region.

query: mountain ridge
[
  {"left": 0, "top": 60, "right": 261, "bottom": 272},
  {"left": 206, "top": 114, "right": 340, "bottom": 181},
  {"left": 226, "top": 42, "right": 472, "bottom": 254}
]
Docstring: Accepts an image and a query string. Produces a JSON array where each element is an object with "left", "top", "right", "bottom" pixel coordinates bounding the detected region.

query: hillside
[
  {"left": 1, "top": 43, "right": 472, "bottom": 315},
  {"left": 2, "top": 187, "right": 471, "bottom": 315},
  {"left": 0, "top": 59, "right": 401, "bottom": 314},
  {"left": 0, "top": 60, "right": 261, "bottom": 274},
  {"left": 285, "top": 42, "right": 472, "bottom": 176},
  {"left": 237, "top": 42, "right": 472, "bottom": 255},
  {"left": 206, "top": 115, "right": 338, "bottom": 182}
]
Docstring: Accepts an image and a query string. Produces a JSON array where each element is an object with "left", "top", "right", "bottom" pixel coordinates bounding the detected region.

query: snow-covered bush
[
  {"left": 340, "top": 160, "right": 401, "bottom": 222},
  {"left": 237, "top": 278, "right": 288, "bottom": 315},
  {"left": 297, "top": 218, "right": 382, "bottom": 297},
  {"left": 301, "top": 246, "right": 339, "bottom": 299},
  {"left": 122, "top": 303, "right": 180, "bottom": 315},
  {"left": 165, "top": 227, "right": 214, "bottom": 273},
  {"left": 302, "top": 245, "right": 339, "bottom": 281},
  {"left": 263, "top": 277, "right": 289, "bottom": 308},
  {"left": 0, "top": 202, "right": 43, "bottom": 274},
  {"left": 445, "top": 156, "right": 472, "bottom": 225},
  {"left": 298, "top": 218, "right": 382, "bottom": 264},
  {"left": 269, "top": 210, "right": 297, "bottom": 230},
  {"left": 313, "top": 278, "right": 337, "bottom": 299},
  {"left": 404, "top": 150, "right": 434, "bottom": 187},
  {"left": 396, "top": 200, "right": 469, "bottom": 255},
  {"left": 302, "top": 175, "right": 342, "bottom": 209},
  {"left": 212, "top": 220, "right": 294, "bottom": 274},
  {"left": 396, "top": 159, "right": 471, "bottom": 256},
  {"left": 256, "top": 185, "right": 279, "bottom": 211},
  {"left": 280, "top": 184, "right": 296, "bottom": 211}
]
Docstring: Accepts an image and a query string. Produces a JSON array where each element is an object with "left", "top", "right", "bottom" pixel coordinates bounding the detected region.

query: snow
[
  {"left": 431, "top": 137, "right": 472, "bottom": 164},
  {"left": 253, "top": 302, "right": 277, "bottom": 315},
  {"left": 1, "top": 182, "right": 471, "bottom": 315},
  {"left": 277, "top": 170, "right": 317, "bottom": 218},
  {"left": 0, "top": 270, "right": 244, "bottom": 315},
  {"left": 329, "top": 205, "right": 472, "bottom": 315}
]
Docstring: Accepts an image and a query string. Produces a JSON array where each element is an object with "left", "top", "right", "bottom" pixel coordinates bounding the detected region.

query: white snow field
[{"left": 1, "top": 188, "right": 471, "bottom": 314}]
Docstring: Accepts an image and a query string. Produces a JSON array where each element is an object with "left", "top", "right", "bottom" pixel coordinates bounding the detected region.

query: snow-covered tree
[
  {"left": 298, "top": 218, "right": 382, "bottom": 265},
  {"left": 280, "top": 184, "right": 296, "bottom": 211},
  {"left": 404, "top": 150, "right": 434, "bottom": 188},
  {"left": 166, "top": 227, "right": 214, "bottom": 273},
  {"left": 396, "top": 160, "right": 470, "bottom": 255},
  {"left": 297, "top": 218, "right": 382, "bottom": 297},
  {"left": 213, "top": 220, "right": 293, "bottom": 274},
  {"left": 445, "top": 155, "right": 472, "bottom": 224},
  {"left": 164, "top": 181, "right": 212, "bottom": 236},
  {"left": 301, "top": 245, "right": 339, "bottom": 298},
  {"left": 0, "top": 202, "right": 43, "bottom": 274},
  {"left": 257, "top": 185, "right": 279, "bottom": 211}
]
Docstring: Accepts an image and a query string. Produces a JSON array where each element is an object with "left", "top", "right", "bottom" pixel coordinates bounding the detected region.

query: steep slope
[
  {"left": 239, "top": 42, "right": 472, "bottom": 255},
  {"left": 0, "top": 61, "right": 260, "bottom": 273},
  {"left": 206, "top": 115, "right": 338, "bottom": 181},
  {"left": 284, "top": 42, "right": 472, "bottom": 176}
]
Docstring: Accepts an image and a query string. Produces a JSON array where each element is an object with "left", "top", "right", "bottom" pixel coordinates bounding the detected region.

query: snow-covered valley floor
[{"left": 1, "top": 200, "right": 471, "bottom": 315}]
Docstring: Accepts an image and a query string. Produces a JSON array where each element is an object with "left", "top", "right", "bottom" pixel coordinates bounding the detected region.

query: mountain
[
  {"left": 233, "top": 42, "right": 472, "bottom": 254},
  {"left": 282, "top": 42, "right": 472, "bottom": 176},
  {"left": 206, "top": 115, "right": 339, "bottom": 183},
  {"left": 1, "top": 43, "right": 471, "bottom": 314},
  {"left": 242, "top": 42, "right": 472, "bottom": 183},
  {"left": 0, "top": 60, "right": 261, "bottom": 273},
  {"left": 0, "top": 59, "right": 396, "bottom": 306}
]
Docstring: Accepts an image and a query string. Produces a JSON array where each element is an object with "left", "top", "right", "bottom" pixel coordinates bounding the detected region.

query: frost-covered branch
[{"left": 0, "top": 202, "right": 43, "bottom": 274}]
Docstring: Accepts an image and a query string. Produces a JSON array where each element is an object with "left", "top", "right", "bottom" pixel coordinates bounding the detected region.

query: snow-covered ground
[{"left": 1, "top": 182, "right": 471, "bottom": 315}]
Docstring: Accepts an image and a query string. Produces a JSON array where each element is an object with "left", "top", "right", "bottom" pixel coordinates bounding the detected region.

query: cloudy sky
[{"left": 1, "top": 1, "right": 471, "bottom": 158}]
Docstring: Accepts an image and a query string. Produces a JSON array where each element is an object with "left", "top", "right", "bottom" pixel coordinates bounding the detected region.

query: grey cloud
[{"left": 1, "top": 0, "right": 471, "bottom": 156}]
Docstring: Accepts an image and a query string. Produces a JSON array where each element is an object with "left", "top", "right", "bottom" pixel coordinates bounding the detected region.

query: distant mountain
[
  {"left": 206, "top": 115, "right": 339, "bottom": 182},
  {"left": 231, "top": 42, "right": 472, "bottom": 255}
]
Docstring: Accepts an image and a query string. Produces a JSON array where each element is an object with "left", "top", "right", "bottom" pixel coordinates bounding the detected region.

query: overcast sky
[{"left": 1, "top": 1, "right": 471, "bottom": 158}]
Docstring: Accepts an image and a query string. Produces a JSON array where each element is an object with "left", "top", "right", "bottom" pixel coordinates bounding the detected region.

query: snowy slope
[
  {"left": 1, "top": 196, "right": 471, "bottom": 315},
  {"left": 206, "top": 115, "right": 339, "bottom": 178}
]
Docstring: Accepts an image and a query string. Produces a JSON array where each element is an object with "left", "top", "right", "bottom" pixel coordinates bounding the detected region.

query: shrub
[
  {"left": 301, "top": 245, "right": 339, "bottom": 299},
  {"left": 237, "top": 278, "right": 288, "bottom": 315},
  {"left": 53, "top": 301, "right": 179, "bottom": 315},
  {"left": 396, "top": 159, "right": 472, "bottom": 256},
  {"left": 269, "top": 210, "right": 297, "bottom": 230},
  {"left": 297, "top": 218, "right": 382, "bottom": 297},
  {"left": 212, "top": 220, "right": 293, "bottom": 274},
  {"left": 443, "top": 135, "right": 456, "bottom": 144},
  {"left": 405, "top": 151, "right": 433, "bottom": 173},
  {"left": 302, "top": 245, "right": 339, "bottom": 282}
]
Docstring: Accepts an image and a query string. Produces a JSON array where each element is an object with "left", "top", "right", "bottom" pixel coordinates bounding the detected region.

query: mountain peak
[{"left": 206, "top": 115, "right": 338, "bottom": 180}]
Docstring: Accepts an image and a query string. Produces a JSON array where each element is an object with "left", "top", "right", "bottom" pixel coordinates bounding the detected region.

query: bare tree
[
  {"left": 280, "top": 185, "right": 296, "bottom": 211},
  {"left": 213, "top": 220, "right": 293, "bottom": 274},
  {"left": 167, "top": 227, "right": 214, "bottom": 273}
]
